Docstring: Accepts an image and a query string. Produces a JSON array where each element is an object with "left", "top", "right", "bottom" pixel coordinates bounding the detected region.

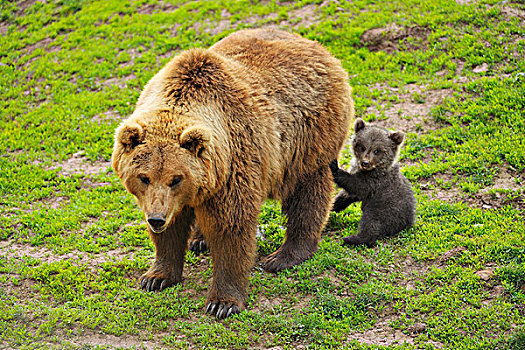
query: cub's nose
[
  {"left": 361, "top": 161, "right": 370, "bottom": 169},
  {"left": 148, "top": 216, "right": 166, "bottom": 230}
]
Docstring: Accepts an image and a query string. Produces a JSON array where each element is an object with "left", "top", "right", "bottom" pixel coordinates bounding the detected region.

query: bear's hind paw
[{"left": 189, "top": 238, "right": 209, "bottom": 254}]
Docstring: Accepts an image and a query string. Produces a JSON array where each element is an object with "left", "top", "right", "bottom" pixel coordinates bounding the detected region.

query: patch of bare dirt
[
  {"left": 360, "top": 24, "right": 430, "bottom": 53},
  {"left": 366, "top": 84, "right": 454, "bottom": 133},
  {"left": 419, "top": 166, "right": 524, "bottom": 210},
  {"left": 90, "top": 109, "right": 122, "bottom": 123},
  {"left": 500, "top": 5, "right": 525, "bottom": 20},
  {"left": 102, "top": 73, "right": 136, "bottom": 89},
  {"left": 23, "top": 37, "right": 55, "bottom": 54},
  {"left": 0, "top": 22, "right": 9, "bottom": 36},
  {"left": 15, "top": 0, "right": 45, "bottom": 16},
  {"left": 65, "top": 331, "right": 159, "bottom": 350},
  {"left": 137, "top": 1, "right": 180, "bottom": 15},
  {"left": 47, "top": 151, "right": 110, "bottom": 176},
  {"left": 0, "top": 241, "right": 133, "bottom": 270}
]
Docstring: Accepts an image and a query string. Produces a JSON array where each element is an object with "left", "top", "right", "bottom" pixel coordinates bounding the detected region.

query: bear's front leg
[
  {"left": 140, "top": 207, "right": 194, "bottom": 291},
  {"left": 197, "top": 205, "right": 258, "bottom": 319}
]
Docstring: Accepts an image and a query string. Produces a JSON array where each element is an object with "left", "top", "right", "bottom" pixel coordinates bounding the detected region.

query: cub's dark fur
[{"left": 330, "top": 118, "right": 416, "bottom": 247}]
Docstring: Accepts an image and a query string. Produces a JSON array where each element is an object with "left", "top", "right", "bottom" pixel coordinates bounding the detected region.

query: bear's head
[
  {"left": 351, "top": 118, "right": 404, "bottom": 171},
  {"left": 112, "top": 109, "right": 227, "bottom": 233}
]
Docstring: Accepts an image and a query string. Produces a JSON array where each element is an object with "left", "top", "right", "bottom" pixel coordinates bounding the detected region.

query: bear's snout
[{"left": 148, "top": 215, "right": 166, "bottom": 232}]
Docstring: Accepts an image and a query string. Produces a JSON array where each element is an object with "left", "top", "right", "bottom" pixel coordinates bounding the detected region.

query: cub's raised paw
[
  {"left": 329, "top": 159, "right": 339, "bottom": 177},
  {"left": 140, "top": 272, "right": 177, "bottom": 292},
  {"left": 205, "top": 299, "right": 243, "bottom": 320}
]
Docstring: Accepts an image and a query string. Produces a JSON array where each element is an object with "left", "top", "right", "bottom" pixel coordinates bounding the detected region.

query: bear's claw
[
  {"left": 189, "top": 239, "right": 209, "bottom": 254},
  {"left": 205, "top": 300, "right": 240, "bottom": 320},
  {"left": 140, "top": 276, "right": 174, "bottom": 292}
]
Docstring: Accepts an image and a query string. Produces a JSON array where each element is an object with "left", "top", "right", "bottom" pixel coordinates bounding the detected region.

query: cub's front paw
[
  {"left": 205, "top": 298, "right": 244, "bottom": 320},
  {"left": 140, "top": 270, "right": 178, "bottom": 292},
  {"left": 329, "top": 159, "right": 340, "bottom": 177}
]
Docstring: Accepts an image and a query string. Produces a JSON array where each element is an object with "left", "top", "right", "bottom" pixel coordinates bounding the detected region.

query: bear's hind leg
[
  {"left": 263, "top": 166, "right": 332, "bottom": 273},
  {"left": 188, "top": 225, "right": 208, "bottom": 254},
  {"left": 140, "top": 207, "right": 194, "bottom": 291}
]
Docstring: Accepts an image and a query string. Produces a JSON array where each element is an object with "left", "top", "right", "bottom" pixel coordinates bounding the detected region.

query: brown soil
[
  {"left": 366, "top": 84, "right": 454, "bottom": 133},
  {"left": 360, "top": 24, "right": 430, "bottom": 53},
  {"left": 47, "top": 151, "right": 110, "bottom": 176},
  {"left": 418, "top": 166, "right": 524, "bottom": 210}
]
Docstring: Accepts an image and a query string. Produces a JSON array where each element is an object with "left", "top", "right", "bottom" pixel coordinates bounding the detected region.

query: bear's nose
[
  {"left": 148, "top": 216, "right": 166, "bottom": 229},
  {"left": 361, "top": 161, "right": 370, "bottom": 169}
]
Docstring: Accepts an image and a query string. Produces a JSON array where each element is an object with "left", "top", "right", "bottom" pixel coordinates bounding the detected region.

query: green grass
[{"left": 1, "top": 0, "right": 524, "bottom": 348}]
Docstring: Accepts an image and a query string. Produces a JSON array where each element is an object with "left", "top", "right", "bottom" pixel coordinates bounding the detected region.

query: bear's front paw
[
  {"left": 205, "top": 299, "right": 243, "bottom": 320},
  {"left": 189, "top": 237, "right": 209, "bottom": 254},
  {"left": 140, "top": 272, "right": 178, "bottom": 292}
]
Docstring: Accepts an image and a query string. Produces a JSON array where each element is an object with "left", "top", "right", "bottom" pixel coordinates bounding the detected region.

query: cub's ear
[
  {"left": 180, "top": 126, "right": 210, "bottom": 156},
  {"left": 116, "top": 122, "right": 144, "bottom": 152},
  {"left": 354, "top": 118, "right": 366, "bottom": 133},
  {"left": 389, "top": 131, "right": 405, "bottom": 145}
]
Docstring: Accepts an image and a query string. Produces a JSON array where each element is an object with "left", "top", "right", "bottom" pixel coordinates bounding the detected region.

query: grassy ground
[{"left": 1, "top": 0, "right": 524, "bottom": 349}]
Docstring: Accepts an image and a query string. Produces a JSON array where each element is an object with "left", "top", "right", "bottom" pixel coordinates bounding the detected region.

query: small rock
[
  {"left": 394, "top": 330, "right": 413, "bottom": 343},
  {"left": 408, "top": 322, "right": 427, "bottom": 334},
  {"left": 475, "top": 270, "right": 494, "bottom": 281},
  {"left": 493, "top": 285, "right": 505, "bottom": 297},
  {"left": 473, "top": 63, "right": 488, "bottom": 73}
]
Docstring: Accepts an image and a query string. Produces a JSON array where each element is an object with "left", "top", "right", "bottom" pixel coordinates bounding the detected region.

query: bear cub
[{"left": 330, "top": 118, "right": 416, "bottom": 247}]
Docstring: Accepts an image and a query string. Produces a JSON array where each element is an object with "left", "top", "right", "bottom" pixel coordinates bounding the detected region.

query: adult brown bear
[{"left": 112, "top": 29, "right": 354, "bottom": 319}]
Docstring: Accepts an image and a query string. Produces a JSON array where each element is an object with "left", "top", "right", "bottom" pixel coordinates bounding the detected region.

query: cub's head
[
  {"left": 351, "top": 118, "right": 405, "bottom": 171},
  {"left": 112, "top": 110, "right": 222, "bottom": 234}
]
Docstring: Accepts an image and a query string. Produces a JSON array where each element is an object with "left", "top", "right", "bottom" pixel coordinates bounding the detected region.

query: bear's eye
[
  {"left": 374, "top": 149, "right": 381, "bottom": 155},
  {"left": 169, "top": 177, "right": 182, "bottom": 188},
  {"left": 140, "top": 176, "right": 150, "bottom": 185}
]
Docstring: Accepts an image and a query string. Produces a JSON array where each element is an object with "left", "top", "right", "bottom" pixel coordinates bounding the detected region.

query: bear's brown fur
[{"left": 112, "top": 29, "right": 354, "bottom": 319}]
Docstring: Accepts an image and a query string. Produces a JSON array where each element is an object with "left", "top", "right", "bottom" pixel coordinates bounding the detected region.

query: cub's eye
[
  {"left": 374, "top": 149, "right": 381, "bottom": 155},
  {"left": 360, "top": 146, "right": 366, "bottom": 152},
  {"left": 169, "top": 177, "right": 182, "bottom": 188},
  {"left": 140, "top": 176, "right": 150, "bottom": 185}
]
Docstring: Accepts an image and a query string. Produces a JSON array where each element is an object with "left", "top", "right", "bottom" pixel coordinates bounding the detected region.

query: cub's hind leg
[{"left": 342, "top": 212, "right": 381, "bottom": 248}]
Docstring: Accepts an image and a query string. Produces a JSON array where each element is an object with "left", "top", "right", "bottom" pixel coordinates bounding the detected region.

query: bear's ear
[
  {"left": 116, "top": 123, "right": 144, "bottom": 152},
  {"left": 389, "top": 131, "right": 405, "bottom": 145},
  {"left": 180, "top": 126, "right": 210, "bottom": 156},
  {"left": 354, "top": 118, "right": 366, "bottom": 133}
]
